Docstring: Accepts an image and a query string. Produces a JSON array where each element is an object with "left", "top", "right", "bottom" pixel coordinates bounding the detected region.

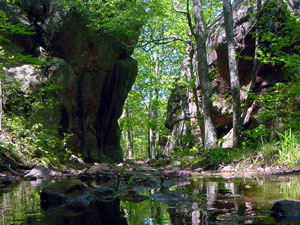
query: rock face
[
  {"left": 164, "top": 0, "right": 300, "bottom": 150},
  {"left": 2, "top": 1, "right": 138, "bottom": 162}
]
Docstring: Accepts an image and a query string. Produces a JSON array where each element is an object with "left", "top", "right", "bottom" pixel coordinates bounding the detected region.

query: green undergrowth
[
  {"left": 0, "top": 115, "right": 73, "bottom": 169},
  {"left": 167, "top": 129, "right": 300, "bottom": 170}
]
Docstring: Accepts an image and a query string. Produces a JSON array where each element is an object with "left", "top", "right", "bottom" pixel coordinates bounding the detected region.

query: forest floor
[{"left": 1, "top": 158, "right": 300, "bottom": 185}]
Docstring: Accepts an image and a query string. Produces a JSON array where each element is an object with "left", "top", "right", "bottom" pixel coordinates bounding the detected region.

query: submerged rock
[
  {"left": 40, "top": 179, "right": 89, "bottom": 208},
  {"left": 271, "top": 200, "right": 300, "bottom": 223}
]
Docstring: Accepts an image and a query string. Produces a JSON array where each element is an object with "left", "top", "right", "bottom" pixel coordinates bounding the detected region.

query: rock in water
[
  {"left": 271, "top": 200, "right": 300, "bottom": 223},
  {"left": 40, "top": 179, "right": 89, "bottom": 208},
  {"left": 24, "top": 166, "right": 57, "bottom": 180}
]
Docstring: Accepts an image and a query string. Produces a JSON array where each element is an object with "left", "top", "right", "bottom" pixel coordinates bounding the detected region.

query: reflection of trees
[
  {"left": 169, "top": 202, "right": 208, "bottom": 225},
  {"left": 121, "top": 198, "right": 172, "bottom": 225},
  {"left": 44, "top": 199, "right": 128, "bottom": 225},
  {"left": 169, "top": 180, "right": 208, "bottom": 225},
  {"left": 2, "top": 177, "right": 300, "bottom": 225},
  {"left": 0, "top": 182, "right": 42, "bottom": 225},
  {"left": 206, "top": 182, "right": 218, "bottom": 210}
]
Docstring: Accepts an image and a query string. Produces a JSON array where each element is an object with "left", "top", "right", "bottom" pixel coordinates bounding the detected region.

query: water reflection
[
  {"left": 1, "top": 176, "right": 300, "bottom": 224},
  {"left": 0, "top": 182, "right": 44, "bottom": 225},
  {"left": 43, "top": 199, "right": 128, "bottom": 225}
]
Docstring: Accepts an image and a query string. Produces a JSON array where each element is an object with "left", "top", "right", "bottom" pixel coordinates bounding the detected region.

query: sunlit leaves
[
  {"left": 60, "top": 0, "right": 163, "bottom": 43},
  {"left": 257, "top": 0, "right": 300, "bottom": 75}
]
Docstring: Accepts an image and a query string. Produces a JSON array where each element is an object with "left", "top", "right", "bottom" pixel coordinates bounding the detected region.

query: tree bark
[
  {"left": 188, "top": 44, "right": 205, "bottom": 146},
  {"left": 222, "top": 0, "right": 241, "bottom": 147},
  {"left": 192, "top": 0, "right": 217, "bottom": 149}
]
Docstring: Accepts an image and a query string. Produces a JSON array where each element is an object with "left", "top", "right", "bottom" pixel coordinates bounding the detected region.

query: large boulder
[{"left": 1, "top": 0, "right": 138, "bottom": 163}]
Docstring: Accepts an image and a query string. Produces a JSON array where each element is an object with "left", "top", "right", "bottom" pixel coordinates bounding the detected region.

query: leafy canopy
[{"left": 60, "top": 0, "right": 164, "bottom": 43}]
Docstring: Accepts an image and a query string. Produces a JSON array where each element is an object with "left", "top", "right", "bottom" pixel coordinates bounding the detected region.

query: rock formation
[
  {"left": 1, "top": 0, "right": 138, "bottom": 163},
  {"left": 164, "top": 0, "right": 300, "bottom": 150}
]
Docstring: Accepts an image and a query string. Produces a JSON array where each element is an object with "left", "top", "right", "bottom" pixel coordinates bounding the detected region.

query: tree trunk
[
  {"left": 127, "top": 130, "right": 133, "bottom": 159},
  {"left": 188, "top": 44, "right": 205, "bottom": 146},
  {"left": 124, "top": 104, "right": 133, "bottom": 159},
  {"left": 0, "top": 77, "right": 2, "bottom": 132},
  {"left": 147, "top": 78, "right": 156, "bottom": 159},
  {"left": 222, "top": 0, "right": 241, "bottom": 147},
  {"left": 192, "top": 0, "right": 217, "bottom": 149}
]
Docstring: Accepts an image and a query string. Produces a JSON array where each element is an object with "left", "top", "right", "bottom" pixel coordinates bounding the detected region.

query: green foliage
[
  {"left": 249, "top": 129, "right": 300, "bottom": 167},
  {"left": 241, "top": 0, "right": 300, "bottom": 167},
  {"left": 121, "top": 199, "right": 171, "bottom": 225},
  {"left": 198, "top": 148, "right": 249, "bottom": 169},
  {"left": 119, "top": 0, "right": 185, "bottom": 158},
  {"left": 3, "top": 75, "right": 72, "bottom": 167},
  {"left": 0, "top": 182, "right": 44, "bottom": 225},
  {"left": 257, "top": 0, "right": 300, "bottom": 75},
  {"left": 0, "top": 10, "right": 34, "bottom": 39},
  {"left": 257, "top": 81, "right": 299, "bottom": 129},
  {"left": 60, "top": 0, "right": 163, "bottom": 43},
  {"left": 167, "top": 144, "right": 201, "bottom": 168},
  {"left": 277, "top": 129, "right": 300, "bottom": 165},
  {"left": 243, "top": 74, "right": 300, "bottom": 148},
  {"left": 3, "top": 115, "right": 72, "bottom": 167},
  {"left": 0, "top": 10, "right": 38, "bottom": 69}
]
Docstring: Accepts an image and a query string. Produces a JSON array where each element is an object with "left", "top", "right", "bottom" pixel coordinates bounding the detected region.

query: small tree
[
  {"left": 192, "top": 0, "right": 217, "bottom": 149},
  {"left": 222, "top": 0, "right": 241, "bottom": 147}
]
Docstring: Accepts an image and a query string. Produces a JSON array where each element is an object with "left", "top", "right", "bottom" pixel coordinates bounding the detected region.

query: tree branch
[{"left": 174, "top": 0, "right": 188, "bottom": 14}]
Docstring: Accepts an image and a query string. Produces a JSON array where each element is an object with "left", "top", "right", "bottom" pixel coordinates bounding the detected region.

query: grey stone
[{"left": 24, "top": 166, "right": 57, "bottom": 179}]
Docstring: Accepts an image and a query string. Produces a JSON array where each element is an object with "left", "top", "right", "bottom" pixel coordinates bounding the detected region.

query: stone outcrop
[
  {"left": 1, "top": 0, "right": 138, "bottom": 162},
  {"left": 164, "top": 0, "right": 300, "bottom": 150}
]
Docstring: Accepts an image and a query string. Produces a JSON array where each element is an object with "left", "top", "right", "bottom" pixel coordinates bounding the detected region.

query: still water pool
[{"left": 1, "top": 175, "right": 300, "bottom": 225}]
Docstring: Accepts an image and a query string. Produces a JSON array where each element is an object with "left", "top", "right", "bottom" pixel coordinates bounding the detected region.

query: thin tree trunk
[
  {"left": 0, "top": 77, "right": 2, "bottom": 132},
  {"left": 242, "top": 0, "right": 261, "bottom": 125},
  {"left": 147, "top": 74, "right": 157, "bottom": 159},
  {"left": 222, "top": 0, "right": 241, "bottom": 147},
  {"left": 125, "top": 104, "right": 133, "bottom": 159},
  {"left": 192, "top": 0, "right": 217, "bottom": 149},
  {"left": 127, "top": 130, "right": 133, "bottom": 159},
  {"left": 147, "top": 95, "right": 152, "bottom": 159},
  {"left": 188, "top": 44, "right": 205, "bottom": 146}
]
